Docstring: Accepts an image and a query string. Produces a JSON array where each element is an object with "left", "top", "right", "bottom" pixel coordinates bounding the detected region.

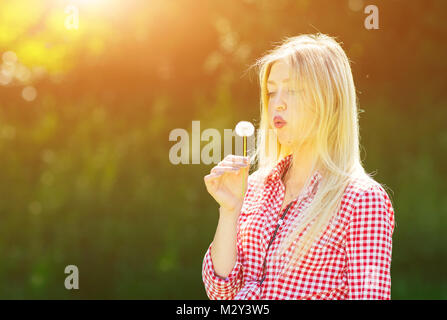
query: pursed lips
[{"left": 273, "top": 116, "right": 287, "bottom": 128}]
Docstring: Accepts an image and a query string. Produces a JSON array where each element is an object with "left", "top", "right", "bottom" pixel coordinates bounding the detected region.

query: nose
[
  {"left": 272, "top": 88, "right": 287, "bottom": 111},
  {"left": 268, "top": 85, "right": 289, "bottom": 111},
  {"left": 275, "top": 104, "right": 286, "bottom": 111}
]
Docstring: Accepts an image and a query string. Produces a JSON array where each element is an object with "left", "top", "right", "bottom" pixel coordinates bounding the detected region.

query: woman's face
[{"left": 267, "top": 60, "right": 303, "bottom": 148}]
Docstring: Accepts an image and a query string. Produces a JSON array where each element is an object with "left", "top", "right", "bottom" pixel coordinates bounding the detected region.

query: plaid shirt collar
[{"left": 266, "top": 153, "right": 323, "bottom": 196}]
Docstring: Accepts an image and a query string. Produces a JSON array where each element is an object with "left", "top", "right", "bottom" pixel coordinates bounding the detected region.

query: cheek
[
  {"left": 267, "top": 108, "right": 275, "bottom": 125},
  {"left": 267, "top": 104, "right": 274, "bottom": 116}
]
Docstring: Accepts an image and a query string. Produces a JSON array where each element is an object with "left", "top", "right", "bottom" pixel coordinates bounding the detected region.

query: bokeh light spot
[
  {"left": 22, "top": 85, "right": 37, "bottom": 101},
  {"left": 2, "top": 51, "right": 17, "bottom": 63}
]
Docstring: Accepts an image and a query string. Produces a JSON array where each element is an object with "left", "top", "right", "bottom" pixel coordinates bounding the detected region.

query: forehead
[{"left": 267, "top": 60, "right": 290, "bottom": 86}]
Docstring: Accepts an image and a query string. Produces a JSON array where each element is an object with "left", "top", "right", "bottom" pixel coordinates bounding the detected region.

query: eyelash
[{"left": 267, "top": 90, "right": 297, "bottom": 97}]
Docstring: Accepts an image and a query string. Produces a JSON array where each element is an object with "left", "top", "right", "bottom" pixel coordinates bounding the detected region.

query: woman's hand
[{"left": 204, "top": 154, "right": 250, "bottom": 215}]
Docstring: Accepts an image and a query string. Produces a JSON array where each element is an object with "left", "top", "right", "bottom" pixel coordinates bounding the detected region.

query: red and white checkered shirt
[{"left": 202, "top": 153, "right": 395, "bottom": 300}]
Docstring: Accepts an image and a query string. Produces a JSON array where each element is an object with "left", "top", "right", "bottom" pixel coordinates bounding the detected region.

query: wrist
[{"left": 219, "top": 205, "right": 241, "bottom": 220}]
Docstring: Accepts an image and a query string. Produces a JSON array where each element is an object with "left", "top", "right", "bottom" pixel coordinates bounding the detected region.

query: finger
[
  {"left": 211, "top": 167, "right": 239, "bottom": 175},
  {"left": 211, "top": 166, "right": 238, "bottom": 174},
  {"left": 204, "top": 172, "right": 223, "bottom": 184},
  {"left": 220, "top": 155, "right": 250, "bottom": 165},
  {"left": 218, "top": 161, "right": 249, "bottom": 168},
  {"left": 223, "top": 154, "right": 248, "bottom": 164},
  {"left": 204, "top": 173, "right": 220, "bottom": 180}
]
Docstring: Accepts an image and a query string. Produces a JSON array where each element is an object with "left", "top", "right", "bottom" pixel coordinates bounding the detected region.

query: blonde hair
[{"left": 246, "top": 33, "right": 375, "bottom": 275}]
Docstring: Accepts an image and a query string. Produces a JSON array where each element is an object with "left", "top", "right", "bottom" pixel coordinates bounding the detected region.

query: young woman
[{"left": 202, "top": 33, "right": 395, "bottom": 300}]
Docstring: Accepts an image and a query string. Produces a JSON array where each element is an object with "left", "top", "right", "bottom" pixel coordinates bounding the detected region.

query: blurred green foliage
[{"left": 0, "top": 0, "right": 446, "bottom": 299}]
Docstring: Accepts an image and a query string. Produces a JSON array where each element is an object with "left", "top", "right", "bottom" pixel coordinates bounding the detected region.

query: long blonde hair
[{"left": 246, "top": 33, "right": 375, "bottom": 275}]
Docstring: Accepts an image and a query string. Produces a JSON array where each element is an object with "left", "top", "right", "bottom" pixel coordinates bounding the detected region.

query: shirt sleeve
[
  {"left": 346, "top": 184, "right": 395, "bottom": 300},
  {"left": 201, "top": 241, "right": 244, "bottom": 300},
  {"left": 201, "top": 170, "right": 262, "bottom": 300}
]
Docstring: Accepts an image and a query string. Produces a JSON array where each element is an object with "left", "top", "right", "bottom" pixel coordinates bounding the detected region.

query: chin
[{"left": 278, "top": 139, "right": 294, "bottom": 148}]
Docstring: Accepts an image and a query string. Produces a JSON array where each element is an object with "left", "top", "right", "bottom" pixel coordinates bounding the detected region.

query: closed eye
[{"left": 267, "top": 90, "right": 298, "bottom": 97}]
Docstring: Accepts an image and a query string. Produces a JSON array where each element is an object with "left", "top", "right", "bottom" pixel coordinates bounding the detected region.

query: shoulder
[
  {"left": 341, "top": 174, "right": 395, "bottom": 230},
  {"left": 342, "top": 175, "right": 390, "bottom": 209}
]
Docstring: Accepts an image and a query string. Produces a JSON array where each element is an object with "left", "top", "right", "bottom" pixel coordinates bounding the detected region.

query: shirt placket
[
  {"left": 258, "top": 200, "right": 294, "bottom": 288},
  {"left": 261, "top": 179, "right": 318, "bottom": 297},
  {"left": 259, "top": 177, "right": 301, "bottom": 296}
]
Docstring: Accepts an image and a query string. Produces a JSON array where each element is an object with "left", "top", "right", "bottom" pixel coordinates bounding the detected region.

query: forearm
[{"left": 210, "top": 206, "right": 240, "bottom": 278}]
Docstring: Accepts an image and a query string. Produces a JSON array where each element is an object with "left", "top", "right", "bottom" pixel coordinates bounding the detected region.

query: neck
[{"left": 282, "top": 144, "right": 315, "bottom": 190}]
